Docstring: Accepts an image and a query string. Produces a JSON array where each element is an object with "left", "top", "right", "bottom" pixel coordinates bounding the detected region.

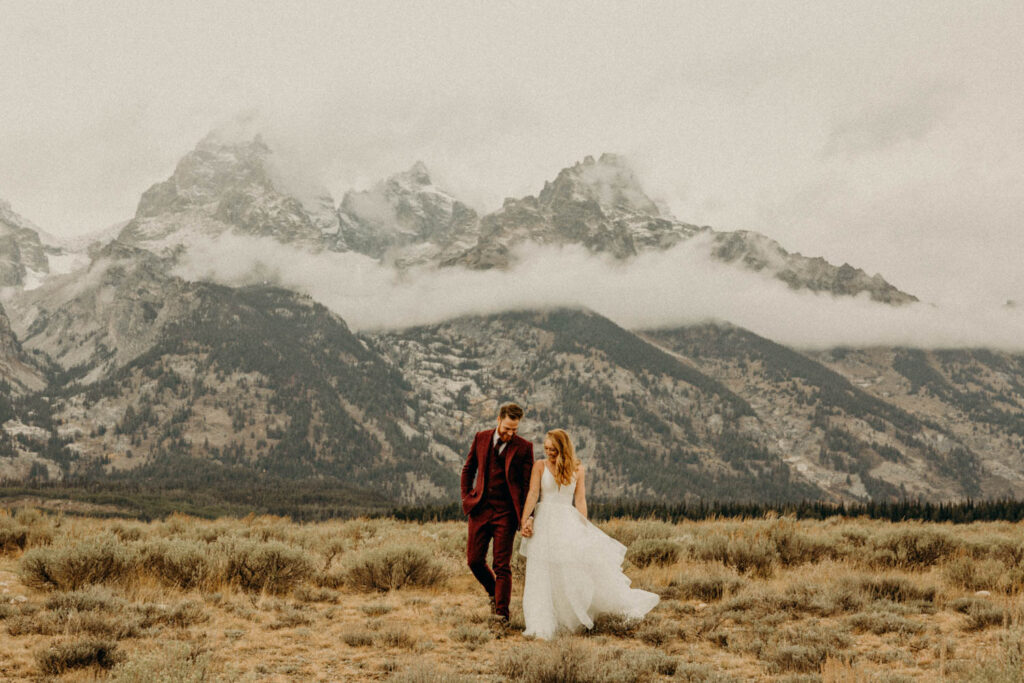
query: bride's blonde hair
[{"left": 545, "top": 429, "right": 579, "bottom": 487}]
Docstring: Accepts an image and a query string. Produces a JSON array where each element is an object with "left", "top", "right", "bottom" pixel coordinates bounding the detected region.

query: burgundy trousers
[{"left": 466, "top": 508, "right": 517, "bottom": 617}]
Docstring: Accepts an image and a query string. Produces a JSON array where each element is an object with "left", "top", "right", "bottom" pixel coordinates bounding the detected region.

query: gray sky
[{"left": 3, "top": 0, "right": 1023, "bottom": 305}]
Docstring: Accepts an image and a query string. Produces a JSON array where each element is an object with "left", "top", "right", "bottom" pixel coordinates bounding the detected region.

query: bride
[{"left": 518, "top": 429, "right": 659, "bottom": 639}]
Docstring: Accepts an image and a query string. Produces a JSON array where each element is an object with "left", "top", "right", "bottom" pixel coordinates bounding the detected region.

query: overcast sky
[{"left": 2, "top": 1, "right": 1022, "bottom": 305}]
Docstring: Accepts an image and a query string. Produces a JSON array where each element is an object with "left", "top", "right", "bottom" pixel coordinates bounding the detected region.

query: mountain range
[{"left": 0, "top": 133, "right": 1019, "bottom": 507}]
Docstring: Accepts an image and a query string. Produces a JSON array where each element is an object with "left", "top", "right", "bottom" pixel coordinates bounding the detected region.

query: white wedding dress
[{"left": 519, "top": 466, "right": 659, "bottom": 639}]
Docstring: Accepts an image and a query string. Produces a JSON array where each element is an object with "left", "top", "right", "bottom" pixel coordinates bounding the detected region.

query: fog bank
[{"left": 173, "top": 233, "right": 1024, "bottom": 350}]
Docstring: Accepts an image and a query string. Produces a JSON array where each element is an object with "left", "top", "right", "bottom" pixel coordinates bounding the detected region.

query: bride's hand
[{"left": 522, "top": 518, "right": 534, "bottom": 537}]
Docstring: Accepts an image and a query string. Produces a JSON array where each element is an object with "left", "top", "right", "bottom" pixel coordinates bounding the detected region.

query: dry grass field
[{"left": 2, "top": 508, "right": 1024, "bottom": 681}]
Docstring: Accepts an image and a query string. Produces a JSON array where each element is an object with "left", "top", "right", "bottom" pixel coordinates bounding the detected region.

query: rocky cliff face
[
  {"left": 448, "top": 154, "right": 703, "bottom": 268},
  {"left": 118, "top": 135, "right": 332, "bottom": 254},
  {"left": 336, "top": 162, "right": 479, "bottom": 266},
  {"left": 710, "top": 231, "right": 917, "bottom": 304},
  {"left": 0, "top": 198, "right": 51, "bottom": 288},
  {"left": 6, "top": 242, "right": 197, "bottom": 384}
]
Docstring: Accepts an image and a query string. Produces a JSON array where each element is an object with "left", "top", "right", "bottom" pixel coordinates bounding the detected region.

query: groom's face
[{"left": 496, "top": 417, "right": 520, "bottom": 443}]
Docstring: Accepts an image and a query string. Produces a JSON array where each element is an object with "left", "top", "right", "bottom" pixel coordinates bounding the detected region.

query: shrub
[
  {"left": 35, "top": 638, "right": 124, "bottom": 675},
  {"left": 389, "top": 662, "right": 475, "bottom": 683},
  {"left": 0, "top": 512, "right": 53, "bottom": 553},
  {"left": 626, "top": 539, "right": 681, "bottom": 568},
  {"left": 360, "top": 601, "right": 394, "bottom": 616},
  {"left": 293, "top": 585, "right": 339, "bottom": 603},
  {"left": 854, "top": 575, "right": 937, "bottom": 604},
  {"left": 220, "top": 539, "right": 313, "bottom": 594},
  {"left": 268, "top": 606, "right": 313, "bottom": 629},
  {"left": 668, "top": 571, "right": 745, "bottom": 601},
  {"left": 768, "top": 522, "right": 834, "bottom": 566},
  {"left": 638, "top": 618, "right": 673, "bottom": 646},
  {"left": 765, "top": 644, "right": 831, "bottom": 673},
  {"left": 674, "top": 661, "right": 741, "bottom": 682},
  {"left": 316, "top": 566, "right": 346, "bottom": 589},
  {"left": 139, "top": 540, "right": 216, "bottom": 590},
  {"left": 379, "top": 627, "right": 417, "bottom": 648},
  {"left": 847, "top": 612, "right": 925, "bottom": 635},
  {"left": 949, "top": 596, "right": 991, "bottom": 614},
  {"left": 499, "top": 637, "right": 671, "bottom": 682},
  {"left": 965, "top": 604, "right": 1009, "bottom": 631},
  {"left": 758, "top": 625, "right": 853, "bottom": 674},
  {"left": 600, "top": 519, "right": 676, "bottom": 547},
  {"left": 10, "top": 608, "right": 142, "bottom": 639},
  {"left": 870, "top": 528, "right": 959, "bottom": 569},
  {"left": 962, "top": 629, "right": 1024, "bottom": 681},
  {"left": 449, "top": 624, "right": 491, "bottom": 648},
  {"left": 109, "top": 523, "right": 145, "bottom": 542},
  {"left": 342, "top": 629, "right": 375, "bottom": 647},
  {"left": 343, "top": 545, "right": 447, "bottom": 592},
  {"left": 108, "top": 641, "right": 210, "bottom": 683},
  {"left": 588, "top": 612, "right": 642, "bottom": 638},
  {"left": 945, "top": 556, "right": 1006, "bottom": 592},
  {"left": 45, "top": 587, "right": 121, "bottom": 613},
  {"left": 134, "top": 600, "right": 209, "bottom": 629},
  {"left": 20, "top": 535, "right": 137, "bottom": 590},
  {"left": 720, "top": 583, "right": 862, "bottom": 622},
  {"left": 695, "top": 533, "right": 776, "bottom": 578},
  {"left": 0, "top": 518, "right": 28, "bottom": 552}
]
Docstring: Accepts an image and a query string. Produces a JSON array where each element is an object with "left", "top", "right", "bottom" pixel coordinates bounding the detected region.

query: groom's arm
[
  {"left": 518, "top": 442, "right": 534, "bottom": 513},
  {"left": 460, "top": 434, "right": 479, "bottom": 499}
]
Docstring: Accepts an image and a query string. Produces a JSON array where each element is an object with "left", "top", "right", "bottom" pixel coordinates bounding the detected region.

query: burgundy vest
[{"left": 481, "top": 439, "right": 514, "bottom": 515}]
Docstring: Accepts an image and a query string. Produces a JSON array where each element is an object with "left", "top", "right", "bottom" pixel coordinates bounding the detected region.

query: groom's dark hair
[{"left": 499, "top": 403, "right": 524, "bottom": 421}]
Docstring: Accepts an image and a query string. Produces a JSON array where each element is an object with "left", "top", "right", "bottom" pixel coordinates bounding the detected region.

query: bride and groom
[{"left": 460, "top": 403, "right": 658, "bottom": 640}]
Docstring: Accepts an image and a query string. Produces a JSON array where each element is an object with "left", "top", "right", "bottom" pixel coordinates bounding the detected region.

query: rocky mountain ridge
[
  {"left": 69, "top": 135, "right": 916, "bottom": 304},
  {"left": 0, "top": 198, "right": 52, "bottom": 288}
]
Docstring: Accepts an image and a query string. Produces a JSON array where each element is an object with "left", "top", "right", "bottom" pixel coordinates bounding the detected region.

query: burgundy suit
[{"left": 461, "top": 429, "right": 534, "bottom": 618}]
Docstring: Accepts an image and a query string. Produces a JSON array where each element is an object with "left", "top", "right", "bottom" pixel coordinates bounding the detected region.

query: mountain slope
[
  {"left": 642, "top": 324, "right": 1004, "bottom": 500},
  {"left": 13, "top": 281, "right": 455, "bottom": 501},
  {"left": 369, "top": 308, "right": 818, "bottom": 502}
]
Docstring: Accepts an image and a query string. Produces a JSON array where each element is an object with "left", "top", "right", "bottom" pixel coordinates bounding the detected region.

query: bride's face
[{"left": 543, "top": 439, "right": 558, "bottom": 459}]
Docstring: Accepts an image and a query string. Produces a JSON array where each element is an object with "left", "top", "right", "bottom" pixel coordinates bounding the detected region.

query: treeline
[
  {"left": 0, "top": 477, "right": 392, "bottom": 522},
  {"left": 8, "top": 478, "right": 1024, "bottom": 525},
  {"left": 392, "top": 497, "right": 1024, "bottom": 525}
]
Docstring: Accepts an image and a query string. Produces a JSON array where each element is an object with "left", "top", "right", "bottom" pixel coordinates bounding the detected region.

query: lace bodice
[{"left": 539, "top": 465, "right": 576, "bottom": 506}]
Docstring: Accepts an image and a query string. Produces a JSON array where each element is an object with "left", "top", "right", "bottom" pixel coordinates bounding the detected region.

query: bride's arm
[
  {"left": 573, "top": 465, "right": 587, "bottom": 519},
  {"left": 520, "top": 461, "right": 544, "bottom": 534}
]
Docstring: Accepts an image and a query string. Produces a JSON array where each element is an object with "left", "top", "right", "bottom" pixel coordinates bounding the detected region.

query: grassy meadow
[{"left": 2, "top": 508, "right": 1024, "bottom": 681}]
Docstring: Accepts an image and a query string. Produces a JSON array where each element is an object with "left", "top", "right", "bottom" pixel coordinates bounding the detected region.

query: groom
[{"left": 461, "top": 402, "right": 534, "bottom": 622}]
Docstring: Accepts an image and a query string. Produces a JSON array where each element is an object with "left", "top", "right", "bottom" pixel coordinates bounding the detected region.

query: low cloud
[{"left": 173, "top": 233, "right": 1024, "bottom": 351}]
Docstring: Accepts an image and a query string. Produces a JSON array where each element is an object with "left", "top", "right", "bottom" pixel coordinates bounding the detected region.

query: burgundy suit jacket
[{"left": 460, "top": 429, "right": 534, "bottom": 523}]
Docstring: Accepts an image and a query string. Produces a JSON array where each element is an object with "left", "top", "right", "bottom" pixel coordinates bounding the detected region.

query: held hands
[{"left": 521, "top": 517, "right": 534, "bottom": 537}]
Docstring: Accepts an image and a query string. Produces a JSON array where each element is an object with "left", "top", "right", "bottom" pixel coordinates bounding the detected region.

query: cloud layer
[{"left": 173, "top": 233, "right": 1024, "bottom": 351}]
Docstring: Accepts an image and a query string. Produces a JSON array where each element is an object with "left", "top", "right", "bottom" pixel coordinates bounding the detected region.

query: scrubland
[{"left": 2, "top": 508, "right": 1024, "bottom": 681}]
